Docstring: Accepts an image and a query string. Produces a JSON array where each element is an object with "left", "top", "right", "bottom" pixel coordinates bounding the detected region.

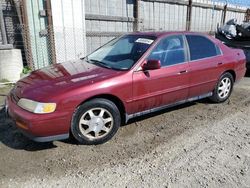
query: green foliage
[{"left": 23, "top": 66, "right": 32, "bottom": 74}]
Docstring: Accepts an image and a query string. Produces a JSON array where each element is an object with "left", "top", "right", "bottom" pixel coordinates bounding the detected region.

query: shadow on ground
[
  {"left": 0, "top": 108, "right": 57, "bottom": 151},
  {"left": 245, "top": 70, "right": 250, "bottom": 77}
]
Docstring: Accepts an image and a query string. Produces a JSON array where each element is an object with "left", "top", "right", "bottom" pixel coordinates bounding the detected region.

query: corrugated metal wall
[
  {"left": 226, "top": 5, "right": 246, "bottom": 23},
  {"left": 84, "top": 0, "right": 247, "bottom": 54},
  {"left": 140, "top": 0, "right": 246, "bottom": 33},
  {"left": 140, "top": 1, "right": 188, "bottom": 31},
  {"left": 85, "top": 0, "right": 134, "bottom": 54},
  {"left": 190, "top": 0, "right": 220, "bottom": 31},
  {"left": 2, "top": 0, "right": 248, "bottom": 70},
  {"left": 51, "top": 0, "right": 86, "bottom": 63}
]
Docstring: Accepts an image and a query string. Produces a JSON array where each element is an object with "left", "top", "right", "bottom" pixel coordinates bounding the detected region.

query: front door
[{"left": 131, "top": 35, "right": 190, "bottom": 114}]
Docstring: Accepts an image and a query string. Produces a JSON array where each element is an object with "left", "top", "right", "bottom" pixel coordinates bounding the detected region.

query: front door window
[{"left": 147, "top": 35, "right": 186, "bottom": 67}]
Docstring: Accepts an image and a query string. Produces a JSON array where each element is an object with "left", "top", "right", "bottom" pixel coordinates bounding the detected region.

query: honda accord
[{"left": 6, "top": 32, "right": 246, "bottom": 145}]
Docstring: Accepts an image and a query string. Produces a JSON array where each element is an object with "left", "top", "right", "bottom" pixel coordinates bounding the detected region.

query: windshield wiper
[
  {"left": 81, "top": 56, "right": 95, "bottom": 65},
  {"left": 80, "top": 56, "right": 87, "bottom": 60},
  {"left": 88, "top": 59, "right": 113, "bottom": 69}
]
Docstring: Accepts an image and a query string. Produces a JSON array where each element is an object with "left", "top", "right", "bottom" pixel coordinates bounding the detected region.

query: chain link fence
[{"left": 0, "top": 0, "right": 26, "bottom": 62}]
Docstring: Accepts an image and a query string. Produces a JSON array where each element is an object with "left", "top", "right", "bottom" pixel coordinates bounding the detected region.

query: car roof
[{"left": 128, "top": 31, "right": 209, "bottom": 38}]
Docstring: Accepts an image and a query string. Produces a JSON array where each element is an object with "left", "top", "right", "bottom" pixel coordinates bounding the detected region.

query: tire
[
  {"left": 209, "top": 72, "right": 234, "bottom": 103},
  {"left": 71, "top": 98, "right": 121, "bottom": 145}
]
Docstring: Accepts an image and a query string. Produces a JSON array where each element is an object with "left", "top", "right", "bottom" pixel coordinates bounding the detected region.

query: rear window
[{"left": 186, "top": 35, "right": 220, "bottom": 61}]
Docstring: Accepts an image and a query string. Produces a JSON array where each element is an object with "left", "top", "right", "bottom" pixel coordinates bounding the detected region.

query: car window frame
[
  {"left": 145, "top": 34, "right": 189, "bottom": 68},
  {"left": 185, "top": 34, "right": 223, "bottom": 63},
  {"left": 215, "top": 44, "right": 223, "bottom": 56}
]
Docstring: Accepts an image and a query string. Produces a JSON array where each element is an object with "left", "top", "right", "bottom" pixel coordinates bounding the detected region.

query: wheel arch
[
  {"left": 77, "top": 94, "right": 126, "bottom": 122},
  {"left": 222, "top": 70, "right": 236, "bottom": 82}
]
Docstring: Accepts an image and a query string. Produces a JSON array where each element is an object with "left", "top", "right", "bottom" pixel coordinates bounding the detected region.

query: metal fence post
[
  {"left": 222, "top": 4, "right": 227, "bottom": 25},
  {"left": 245, "top": 9, "right": 250, "bottom": 22},
  {"left": 134, "top": 0, "right": 140, "bottom": 31},
  {"left": 186, "top": 0, "right": 192, "bottom": 31},
  {"left": 20, "top": 0, "right": 34, "bottom": 70},
  {"left": 0, "top": 2, "right": 8, "bottom": 45},
  {"left": 46, "top": 0, "right": 56, "bottom": 64}
]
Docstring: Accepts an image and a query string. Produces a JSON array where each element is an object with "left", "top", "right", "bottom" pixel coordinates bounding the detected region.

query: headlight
[{"left": 17, "top": 98, "right": 56, "bottom": 114}]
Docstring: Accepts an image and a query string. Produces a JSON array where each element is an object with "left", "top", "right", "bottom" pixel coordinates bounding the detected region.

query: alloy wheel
[
  {"left": 218, "top": 77, "right": 231, "bottom": 99},
  {"left": 78, "top": 108, "right": 114, "bottom": 140}
]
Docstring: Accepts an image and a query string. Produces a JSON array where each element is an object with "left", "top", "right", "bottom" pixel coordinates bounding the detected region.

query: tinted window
[
  {"left": 186, "top": 35, "right": 220, "bottom": 61},
  {"left": 148, "top": 35, "right": 186, "bottom": 67}
]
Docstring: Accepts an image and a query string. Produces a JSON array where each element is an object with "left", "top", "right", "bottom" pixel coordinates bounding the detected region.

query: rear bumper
[{"left": 6, "top": 95, "right": 71, "bottom": 142}]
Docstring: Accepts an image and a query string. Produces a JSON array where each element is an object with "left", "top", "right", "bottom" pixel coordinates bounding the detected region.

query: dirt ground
[{"left": 0, "top": 75, "right": 250, "bottom": 188}]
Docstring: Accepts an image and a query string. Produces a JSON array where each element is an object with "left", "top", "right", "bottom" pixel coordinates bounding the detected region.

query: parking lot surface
[{"left": 0, "top": 75, "right": 250, "bottom": 188}]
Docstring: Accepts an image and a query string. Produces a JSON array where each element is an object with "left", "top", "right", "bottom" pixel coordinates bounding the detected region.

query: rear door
[
  {"left": 131, "top": 35, "right": 190, "bottom": 114},
  {"left": 185, "top": 35, "right": 225, "bottom": 98}
]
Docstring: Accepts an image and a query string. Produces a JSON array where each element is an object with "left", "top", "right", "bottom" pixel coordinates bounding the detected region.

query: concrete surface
[
  {"left": 0, "top": 76, "right": 250, "bottom": 188},
  {"left": 0, "top": 49, "right": 23, "bottom": 82}
]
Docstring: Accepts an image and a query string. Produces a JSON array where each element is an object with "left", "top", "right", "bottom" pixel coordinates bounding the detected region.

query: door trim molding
[{"left": 125, "top": 92, "right": 212, "bottom": 123}]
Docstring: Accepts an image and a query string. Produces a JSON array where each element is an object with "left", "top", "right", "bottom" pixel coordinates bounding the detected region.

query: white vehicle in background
[{"left": 217, "top": 19, "right": 250, "bottom": 40}]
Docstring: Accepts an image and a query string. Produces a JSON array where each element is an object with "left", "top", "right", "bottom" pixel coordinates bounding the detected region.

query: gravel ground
[{"left": 0, "top": 76, "right": 250, "bottom": 188}]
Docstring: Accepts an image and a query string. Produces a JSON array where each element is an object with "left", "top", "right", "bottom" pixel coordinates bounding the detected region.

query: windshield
[{"left": 86, "top": 35, "right": 156, "bottom": 70}]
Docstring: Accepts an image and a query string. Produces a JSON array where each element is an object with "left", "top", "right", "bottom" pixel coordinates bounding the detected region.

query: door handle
[
  {"left": 178, "top": 70, "right": 188, "bottom": 74},
  {"left": 217, "top": 62, "right": 223, "bottom": 66}
]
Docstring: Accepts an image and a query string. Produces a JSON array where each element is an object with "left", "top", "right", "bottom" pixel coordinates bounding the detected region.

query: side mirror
[{"left": 142, "top": 59, "right": 161, "bottom": 71}]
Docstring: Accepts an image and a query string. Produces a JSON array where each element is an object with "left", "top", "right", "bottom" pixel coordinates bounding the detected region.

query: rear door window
[{"left": 186, "top": 35, "right": 220, "bottom": 61}]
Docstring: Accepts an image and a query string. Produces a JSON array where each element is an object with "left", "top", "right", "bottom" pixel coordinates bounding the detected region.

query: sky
[{"left": 213, "top": 0, "right": 250, "bottom": 7}]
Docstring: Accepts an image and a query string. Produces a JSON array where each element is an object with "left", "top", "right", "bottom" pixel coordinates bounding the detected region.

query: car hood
[{"left": 13, "top": 59, "right": 123, "bottom": 101}]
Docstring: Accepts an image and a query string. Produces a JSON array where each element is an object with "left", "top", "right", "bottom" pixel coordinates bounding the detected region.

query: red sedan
[{"left": 6, "top": 32, "right": 246, "bottom": 145}]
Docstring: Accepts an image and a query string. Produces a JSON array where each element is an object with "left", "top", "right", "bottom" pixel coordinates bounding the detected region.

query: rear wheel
[
  {"left": 71, "top": 98, "right": 121, "bottom": 145},
  {"left": 209, "top": 72, "right": 234, "bottom": 103}
]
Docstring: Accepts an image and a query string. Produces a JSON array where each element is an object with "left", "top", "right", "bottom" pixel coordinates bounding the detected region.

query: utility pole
[
  {"left": 134, "top": 0, "right": 140, "bottom": 31},
  {"left": 245, "top": 9, "right": 250, "bottom": 22},
  {"left": 186, "top": 0, "right": 193, "bottom": 31}
]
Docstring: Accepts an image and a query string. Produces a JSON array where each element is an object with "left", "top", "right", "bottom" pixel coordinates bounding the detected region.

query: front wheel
[
  {"left": 71, "top": 98, "right": 121, "bottom": 145},
  {"left": 209, "top": 72, "right": 234, "bottom": 103}
]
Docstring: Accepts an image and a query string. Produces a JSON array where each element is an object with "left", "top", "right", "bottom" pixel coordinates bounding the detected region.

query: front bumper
[
  {"left": 19, "top": 130, "right": 69, "bottom": 142},
  {"left": 6, "top": 95, "right": 71, "bottom": 142}
]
